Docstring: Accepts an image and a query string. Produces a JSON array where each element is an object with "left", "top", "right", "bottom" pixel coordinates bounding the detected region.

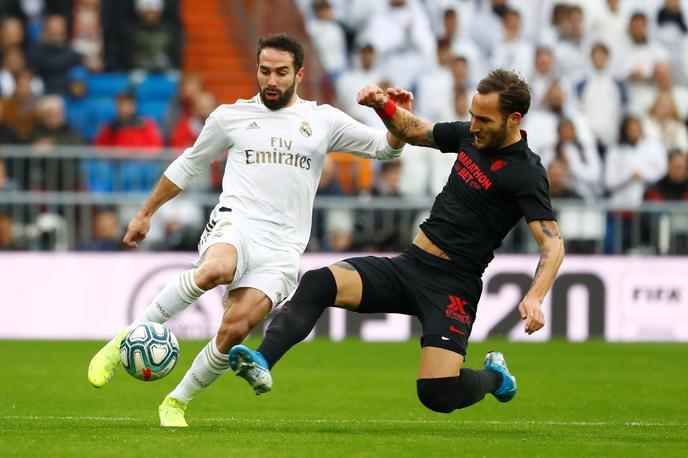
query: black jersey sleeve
[
  {"left": 504, "top": 163, "right": 557, "bottom": 222},
  {"left": 432, "top": 121, "right": 471, "bottom": 153}
]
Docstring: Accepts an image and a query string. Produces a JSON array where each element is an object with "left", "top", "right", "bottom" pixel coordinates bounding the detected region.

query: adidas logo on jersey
[{"left": 246, "top": 121, "right": 260, "bottom": 130}]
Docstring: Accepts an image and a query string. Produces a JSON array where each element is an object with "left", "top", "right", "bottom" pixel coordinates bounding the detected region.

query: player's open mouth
[{"left": 265, "top": 90, "right": 280, "bottom": 99}]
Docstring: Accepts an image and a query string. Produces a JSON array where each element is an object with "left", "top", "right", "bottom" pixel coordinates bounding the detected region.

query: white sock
[
  {"left": 168, "top": 338, "right": 229, "bottom": 404},
  {"left": 131, "top": 269, "right": 205, "bottom": 327}
]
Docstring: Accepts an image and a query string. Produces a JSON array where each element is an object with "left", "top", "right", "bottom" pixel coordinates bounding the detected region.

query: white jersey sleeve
[
  {"left": 164, "top": 113, "right": 230, "bottom": 189},
  {"left": 324, "top": 105, "right": 403, "bottom": 160}
]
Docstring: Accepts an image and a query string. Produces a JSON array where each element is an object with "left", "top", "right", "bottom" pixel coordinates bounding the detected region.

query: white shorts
[{"left": 196, "top": 207, "right": 299, "bottom": 310}]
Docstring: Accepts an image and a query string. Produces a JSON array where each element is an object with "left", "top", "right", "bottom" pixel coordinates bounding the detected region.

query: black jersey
[{"left": 419, "top": 121, "right": 556, "bottom": 274}]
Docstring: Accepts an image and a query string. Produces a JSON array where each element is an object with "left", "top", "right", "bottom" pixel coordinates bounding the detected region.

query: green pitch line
[{"left": 0, "top": 339, "right": 686, "bottom": 457}]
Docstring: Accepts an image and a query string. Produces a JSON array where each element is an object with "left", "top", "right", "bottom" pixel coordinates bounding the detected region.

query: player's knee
[
  {"left": 416, "top": 378, "right": 459, "bottom": 414},
  {"left": 195, "top": 261, "right": 235, "bottom": 289},
  {"left": 292, "top": 267, "right": 337, "bottom": 306},
  {"left": 216, "top": 319, "right": 251, "bottom": 351}
]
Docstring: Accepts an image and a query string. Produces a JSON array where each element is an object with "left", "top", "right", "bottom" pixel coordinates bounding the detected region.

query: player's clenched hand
[
  {"left": 386, "top": 86, "right": 414, "bottom": 112},
  {"left": 357, "top": 85, "right": 387, "bottom": 109},
  {"left": 518, "top": 297, "right": 545, "bottom": 335},
  {"left": 123, "top": 215, "right": 151, "bottom": 249}
]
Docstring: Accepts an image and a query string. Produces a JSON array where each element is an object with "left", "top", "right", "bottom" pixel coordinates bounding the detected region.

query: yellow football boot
[
  {"left": 159, "top": 396, "right": 189, "bottom": 428},
  {"left": 87, "top": 327, "right": 129, "bottom": 388}
]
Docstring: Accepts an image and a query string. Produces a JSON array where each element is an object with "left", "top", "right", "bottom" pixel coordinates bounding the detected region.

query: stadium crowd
[{"left": 0, "top": 0, "right": 687, "bottom": 254}]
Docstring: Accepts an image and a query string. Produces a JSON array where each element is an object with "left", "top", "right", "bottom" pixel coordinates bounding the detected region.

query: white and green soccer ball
[{"left": 119, "top": 322, "right": 179, "bottom": 381}]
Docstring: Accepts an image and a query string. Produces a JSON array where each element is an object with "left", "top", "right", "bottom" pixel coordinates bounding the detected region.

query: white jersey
[{"left": 165, "top": 94, "right": 402, "bottom": 254}]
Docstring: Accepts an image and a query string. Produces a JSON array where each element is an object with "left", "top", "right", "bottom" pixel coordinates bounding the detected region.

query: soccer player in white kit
[{"left": 86, "top": 33, "right": 411, "bottom": 427}]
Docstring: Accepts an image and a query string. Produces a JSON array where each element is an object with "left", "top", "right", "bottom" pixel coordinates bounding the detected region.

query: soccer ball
[{"left": 119, "top": 322, "right": 179, "bottom": 381}]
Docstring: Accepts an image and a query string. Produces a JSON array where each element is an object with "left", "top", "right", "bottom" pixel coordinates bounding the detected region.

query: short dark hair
[
  {"left": 257, "top": 33, "right": 305, "bottom": 70},
  {"left": 476, "top": 69, "right": 531, "bottom": 118}
]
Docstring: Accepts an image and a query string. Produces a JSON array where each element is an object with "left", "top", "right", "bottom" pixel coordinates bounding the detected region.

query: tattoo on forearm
[
  {"left": 531, "top": 245, "right": 550, "bottom": 286},
  {"left": 382, "top": 110, "right": 436, "bottom": 147},
  {"left": 539, "top": 221, "right": 562, "bottom": 240}
]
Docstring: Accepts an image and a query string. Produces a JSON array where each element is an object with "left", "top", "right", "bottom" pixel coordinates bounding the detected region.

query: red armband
[{"left": 375, "top": 98, "right": 397, "bottom": 119}]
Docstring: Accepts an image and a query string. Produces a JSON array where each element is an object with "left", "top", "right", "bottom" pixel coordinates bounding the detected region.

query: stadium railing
[{"left": 1, "top": 146, "right": 687, "bottom": 254}]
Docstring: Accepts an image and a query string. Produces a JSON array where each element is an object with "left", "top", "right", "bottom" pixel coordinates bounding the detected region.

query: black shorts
[{"left": 343, "top": 245, "right": 482, "bottom": 355}]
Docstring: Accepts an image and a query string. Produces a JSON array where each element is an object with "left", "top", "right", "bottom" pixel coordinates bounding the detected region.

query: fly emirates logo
[
  {"left": 244, "top": 136, "right": 312, "bottom": 170},
  {"left": 455, "top": 151, "right": 493, "bottom": 190}
]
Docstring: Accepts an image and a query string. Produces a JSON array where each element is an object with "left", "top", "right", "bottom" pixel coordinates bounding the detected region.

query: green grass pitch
[{"left": 1, "top": 339, "right": 686, "bottom": 457}]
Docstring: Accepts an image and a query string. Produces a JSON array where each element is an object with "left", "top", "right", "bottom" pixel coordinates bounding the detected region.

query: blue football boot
[
  {"left": 484, "top": 351, "right": 517, "bottom": 402},
  {"left": 228, "top": 345, "right": 272, "bottom": 395}
]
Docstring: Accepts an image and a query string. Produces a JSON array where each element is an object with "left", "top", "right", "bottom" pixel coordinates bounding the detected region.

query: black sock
[
  {"left": 416, "top": 369, "right": 502, "bottom": 413},
  {"left": 258, "top": 267, "right": 337, "bottom": 368}
]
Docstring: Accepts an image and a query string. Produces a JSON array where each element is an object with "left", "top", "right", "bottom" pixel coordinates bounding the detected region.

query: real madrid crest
[{"left": 300, "top": 121, "right": 312, "bottom": 137}]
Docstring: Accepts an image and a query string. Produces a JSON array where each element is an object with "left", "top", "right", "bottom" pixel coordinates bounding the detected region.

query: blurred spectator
[
  {"left": 451, "top": 84, "right": 471, "bottom": 121},
  {"left": 553, "top": 4, "right": 588, "bottom": 83},
  {"left": 147, "top": 197, "right": 204, "bottom": 251},
  {"left": 469, "top": 0, "right": 507, "bottom": 58},
  {"left": 551, "top": 118, "right": 602, "bottom": 201},
  {"left": 538, "top": 2, "right": 571, "bottom": 48},
  {"left": 91, "top": 91, "right": 164, "bottom": 192},
  {"left": 621, "top": 11, "right": 670, "bottom": 92},
  {"left": 76, "top": 206, "right": 122, "bottom": 251},
  {"left": 547, "top": 158, "right": 583, "bottom": 199},
  {"left": 0, "top": 16, "right": 25, "bottom": 52},
  {"left": 574, "top": 42, "right": 627, "bottom": 151},
  {"left": 0, "top": 157, "right": 20, "bottom": 191},
  {"left": 0, "top": 211, "right": 23, "bottom": 250},
  {"left": 589, "top": 0, "right": 627, "bottom": 55},
  {"left": 425, "top": 0, "right": 476, "bottom": 39},
  {"left": 399, "top": 142, "right": 455, "bottom": 198},
  {"left": 358, "top": 0, "right": 436, "bottom": 88},
  {"left": 1, "top": 0, "right": 72, "bottom": 44},
  {"left": 0, "top": 47, "right": 43, "bottom": 96},
  {"left": 490, "top": 8, "right": 534, "bottom": 76},
  {"left": 94, "top": 91, "right": 163, "bottom": 147},
  {"left": 415, "top": 38, "right": 454, "bottom": 121},
  {"left": 71, "top": 0, "right": 105, "bottom": 73},
  {"left": 306, "top": 0, "right": 347, "bottom": 81},
  {"left": 123, "top": 0, "right": 181, "bottom": 73},
  {"left": 630, "top": 62, "right": 688, "bottom": 121},
  {"left": 605, "top": 115, "right": 667, "bottom": 208},
  {"left": 645, "top": 150, "right": 688, "bottom": 201},
  {"left": 1, "top": 69, "right": 38, "bottom": 139},
  {"left": 449, "top": 54, "right": 474, "bottom": 94},
  {"left": 644, "top": 148, "right": 688, "bottom": 254},
  {"left": 524, "top": 81, "right": 596, "bottom": 165},
  {"left": 26, "top": 15, "right": 82, "bottom": 94},
  {"left": 26, "top": 95, "right": 83, "bottom": 145},
  {"left": 335, "top": 44, "right": 383, "bottom": 127},
  {"left": 527, "top": 46, "right": 557, "bottom": 107},
  {"left": 169, "top": 91, "right": 216, "bottom": 147},
  {"left": 0, "top": 102, "right": 19, "bottom": 143},
  {"left": 656, "top": 0, "right": 687, "bottom": 83},
  {"left": 309, "top": 155, "right": 353, "bottom": 252},
  {"left": 163, "top": 71, "right": 202, "bottom": 136},
  {"left": 642, "top": 90, "right": 688, "bottom": 153},
  {"left": 18, "top": 95, "right": 83, "bottom": 191},
  {"left": 355, "top": 160, "right": 405, "bottom": 251},
  {"left": 440, "top": 7, "right": 483, "bottom": 84}
]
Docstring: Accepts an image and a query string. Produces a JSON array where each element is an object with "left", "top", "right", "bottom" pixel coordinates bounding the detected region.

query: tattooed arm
[
  {"left": 357, "top": 84, "right": 438, "bottom": 148},
  {"left": 519, "top": 220, "right": 565, "bottom": 335}
]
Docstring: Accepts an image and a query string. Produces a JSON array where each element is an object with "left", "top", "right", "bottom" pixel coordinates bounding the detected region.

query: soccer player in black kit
[{"left": 229, "top": 69, "right": 565, "bottom": 414}]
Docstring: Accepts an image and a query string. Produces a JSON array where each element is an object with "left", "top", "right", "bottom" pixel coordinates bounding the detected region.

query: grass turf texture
[{"left": 1, "top": 339, "right": 686, "bottom": 457}]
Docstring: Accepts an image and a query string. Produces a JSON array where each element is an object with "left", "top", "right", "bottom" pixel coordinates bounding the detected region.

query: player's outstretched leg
[
  {"left": 87, "top": 327, "right": 129, "bottom": 388},
  {"left": 484, "top": 351, "right": 517, "bottom": 402},
  {"left": 228, "top": 345, "right": 272, "bottom": 395},
  {"left": 87, "top": 269, "right": 206, "bottom": 388}
]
